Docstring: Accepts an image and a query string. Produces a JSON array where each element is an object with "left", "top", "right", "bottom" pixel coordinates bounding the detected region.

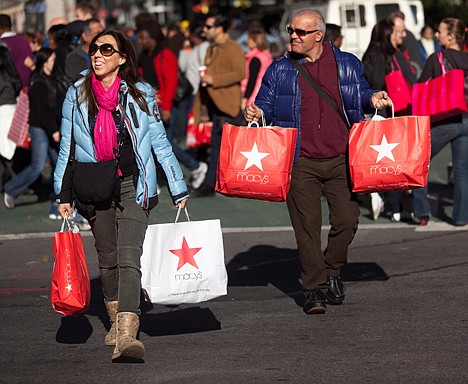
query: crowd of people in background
[{"left": 0, "top": 2, "right": 467, "bottom": 228}]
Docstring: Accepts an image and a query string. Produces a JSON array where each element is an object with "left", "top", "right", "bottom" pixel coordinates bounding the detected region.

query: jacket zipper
[{"left": 123, "top": 105, "right": 149, "bottom": 208}]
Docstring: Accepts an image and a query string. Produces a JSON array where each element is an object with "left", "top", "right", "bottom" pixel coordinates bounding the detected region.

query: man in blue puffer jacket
[{"left": 245, "top": 9, "right": 392, "bottom": 315}]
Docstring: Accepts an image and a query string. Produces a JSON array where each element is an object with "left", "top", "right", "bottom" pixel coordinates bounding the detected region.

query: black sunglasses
[
  {"left": 286, "top": 25, "right": 320, "bottom": 37},
  {"left": 204, "top": 24, "right": 215, "bottom": 30},
  {"left": 88, "top": 43, "right": 123, "bottom": 57}
]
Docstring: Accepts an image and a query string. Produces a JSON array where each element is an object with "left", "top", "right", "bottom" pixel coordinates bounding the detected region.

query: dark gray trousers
[
  {"left": 286, "top": 155, "right": 359, "bottom": 295},
  {"left": 91, "top": 178, "right": 149, "bottom": 314}
]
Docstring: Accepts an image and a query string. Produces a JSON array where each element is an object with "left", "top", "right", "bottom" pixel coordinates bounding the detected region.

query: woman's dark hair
[
  {"left": 420, "top": 25, "right": 433, "bottom": 37},
  {"left": 441, "top": 18, "right": 466, "bottom": 50},
  {"left": 47, "top": 24, "right": 71, "bottom": 49},
  {"left": 377, "top": 20, "right": 396, "bottom": 62},
  {"left": 81, "top": 29, "right": 148, "bottom": 116},
  {"left": 138, "top": 22, "right": 165, "bottom": 45},
  {"left": 324, "top": 23, "right": 342, "bottom": 43},
  {"left": 33, "top": 47, "right": 54, "bottom": 76},
  {"left": 32, "top": 48, "right": 56, "bottom": 107},
  {"left": 0, "top": 44, "right": 22, "bottom": 94}
]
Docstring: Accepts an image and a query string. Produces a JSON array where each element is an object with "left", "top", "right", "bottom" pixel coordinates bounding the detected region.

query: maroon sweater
[{"left": 298, "top": 43, "right": 349, "bottom": 159}]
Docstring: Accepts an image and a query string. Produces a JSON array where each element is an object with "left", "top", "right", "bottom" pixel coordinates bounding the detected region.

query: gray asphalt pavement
[{"left": 1, "top": 224, "right": 467, "bottom": 383}]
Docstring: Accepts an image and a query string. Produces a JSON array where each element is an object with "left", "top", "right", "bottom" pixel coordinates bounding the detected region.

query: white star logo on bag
[
  {"left": 65, "top": 283, "right": 72, "bottom": 292},
  {"left": 370, "top": 134, "right": 399, "bottom": 163},
  {"left": 240, "top": 142, "right": 269, "bottom": 171}
]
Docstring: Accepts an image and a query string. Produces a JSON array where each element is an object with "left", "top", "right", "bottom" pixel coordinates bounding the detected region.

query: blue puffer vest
[
  {"left": 255, "top": 43, "right": 377, "bottom": 162},
  {"left": 54, "top": 77, "right": 188, "bottom": 208}
]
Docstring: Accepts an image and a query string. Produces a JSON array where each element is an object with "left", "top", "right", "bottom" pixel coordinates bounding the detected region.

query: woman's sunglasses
[{"left": 88, "top": 43, "right": 123, "bottom": 57}]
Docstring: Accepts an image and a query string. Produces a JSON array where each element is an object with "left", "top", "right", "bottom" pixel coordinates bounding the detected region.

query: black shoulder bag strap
[{"left": 290, "top": 58, "right": 351, "bottom": 130}]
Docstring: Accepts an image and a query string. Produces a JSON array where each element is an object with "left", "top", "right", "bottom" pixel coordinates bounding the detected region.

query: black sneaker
[
  {"left": 325, "top": 276, "right": 345, "bottom": 305},
  {"left": 304, "top": 289, "right": 326, "bottom": 314}
]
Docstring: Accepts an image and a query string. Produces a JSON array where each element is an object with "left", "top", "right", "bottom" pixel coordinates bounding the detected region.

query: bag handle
[
  {"left": 391, "top": 55, "right": 403, "bottom": 72},
  {"left": 247, "top": 110, "right": 266, "bottom": 128},
  {"left": 372, "top": 104, "right": 395, "bottom": 120},
  {"left": 60, "top": 215, "right": 80, "bottom": 233},
  {"left": 175, "top": 206, "right": 190, "bottom": 223},
  {"left": 437, "top": 51, "right": 447, "bottom": 76}
]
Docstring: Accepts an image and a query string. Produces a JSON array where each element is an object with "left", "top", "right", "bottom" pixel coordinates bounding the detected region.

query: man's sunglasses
[
  {"left": 88, "top": 43, "right": 123, "bottom": 57},
  {"left": 286, "top": 25, "right": 320, "bottom": 37},
  {"left": 204, "top": 24, "right": 215, "bottom": 30}
]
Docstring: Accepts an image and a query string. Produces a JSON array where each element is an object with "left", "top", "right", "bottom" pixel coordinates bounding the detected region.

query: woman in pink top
[{"left": 241, "top": 30, "right": 272, "bottom": 110}]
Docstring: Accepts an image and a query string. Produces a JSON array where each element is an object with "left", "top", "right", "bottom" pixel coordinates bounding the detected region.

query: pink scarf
[{"left": 92, "top": 74, "right": 121, "bottom": 162}]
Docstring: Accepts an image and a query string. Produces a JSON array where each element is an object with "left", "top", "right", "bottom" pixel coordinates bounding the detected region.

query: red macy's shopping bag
[
  {"left": 349, "top": 112, "right": 431, "bottom": 192},
  {"left": 51, "top": 219, "right": 90, "bottom": 316},
  {"left": 216, "top": 121, "right": 298, "bottom": 202}
]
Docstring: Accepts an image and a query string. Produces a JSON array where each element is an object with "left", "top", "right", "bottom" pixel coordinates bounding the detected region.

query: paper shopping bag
[
  {"left": 384, "top": 56, "right": 412, "bottom": 112},
  {"left": 216, "top": 122, "right": 298, "bottom": 202},
  {"left": 141, "top": 208, "right": 227, "bottom": 305},
  {"left": 185, "top": 109, "right": 212, "bottom": 149},
  {"left": 51, "top": 219, "right": 90, "bottom": 316},
  {"left": 349, "top": 112, "right": 431, "bottom": 193},
  {"left": 7, "top": 88, "right": 30, "bottom": 149},
  {"left": 412, "top": 52, "right": 467, "bottom": 122}
]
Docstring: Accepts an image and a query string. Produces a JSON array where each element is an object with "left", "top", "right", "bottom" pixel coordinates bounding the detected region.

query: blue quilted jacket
[
  {"left": 255, "top": 43, "right": 377, "bottom": 162},
  {"left": 54, "top": 77, "right": 188, "bottom": 208}
]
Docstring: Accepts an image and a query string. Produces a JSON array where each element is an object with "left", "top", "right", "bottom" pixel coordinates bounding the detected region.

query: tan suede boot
[
  {"left": 112, "top": 312, "right": 145, "bottom": 363},
  {"left": 104, "top": 300, "right": 118, "bottom": 346}
]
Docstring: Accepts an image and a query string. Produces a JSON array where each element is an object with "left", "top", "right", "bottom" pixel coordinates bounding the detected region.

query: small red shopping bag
[
  {"left": 348, "top": 111, "right": 431, "bottom": 193},
  {"left": 185, "top": 109, "right": 212, "bottom": 149},
  {"left": 216, "top": 121, "right": 298, "bottom": 202},
  {"left": 51, "top": 219, "right": 90, "bottom": 316},
  {"left": 384, "top": 55, "right": 412, "bottom": 113}
]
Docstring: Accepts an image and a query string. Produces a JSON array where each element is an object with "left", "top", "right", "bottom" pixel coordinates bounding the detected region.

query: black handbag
[
  {"left": 173, "top": 69, "right": 193, "bottom": 105},
  {"left": 71, "top": 158, "right": 119, "bottom": 204},
  {"left": 69, "top": 93, "right": 127, "bottom": 205}
]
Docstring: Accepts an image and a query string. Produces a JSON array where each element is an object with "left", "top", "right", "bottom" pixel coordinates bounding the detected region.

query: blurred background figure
[
  {"left": 3, "top": 48, "right": 59, "bottom": 211},
  {"left": 362, "top": 19, "right": 416, "bottom": 222},
  {"left": 387, "top": 10, "right": 423, "bottom": 77},
  {"left": 137, "top": 20, "right": 207, "bottom": 190},
  {"left": 418, "top": 25, "right": 441, "bottom": 65},
  {"left": 240, "top": 29, "right": 272, "bottom": 110},
  {"left": 65, "top": 18, "right": 103, "bottom": 81},
  {"left": 324, "top": 23, "right": 343, "bottom": 48},
  {"left": 74, "top": 2, "right": 97, "bottom": 21},
  {"left": 165, "top": 22, "right": 186, "bottom": 58},
  {"left": 137, "top": 22, "right": 177, "bottom": 125},
  {"left": 23, "top": 32, "right": 45, "bottom": 56},
  {"left": 190, "top": 14, "right": 245, "bottom": 197},
  {"left": 0, "top": 14, "right": 34, "bottom": 89},
  {"left": 236, "top": 19, "right": 280, "bottom": 54},
  {"left": 412, "top": 18, "right": 468, "bottom": 227},
  {"left": 0, "top": 43, "right": 22, "bottom": 191}
]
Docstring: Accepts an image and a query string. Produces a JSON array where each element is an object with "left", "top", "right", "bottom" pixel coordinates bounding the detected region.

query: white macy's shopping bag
[{"left": 141, "top": 208, "right": 227, "bottom": 305}]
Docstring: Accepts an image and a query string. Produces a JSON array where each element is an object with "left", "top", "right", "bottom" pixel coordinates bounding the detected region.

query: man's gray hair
[{"left": 293, "top": 9, "right": 327, "bottom": 34}]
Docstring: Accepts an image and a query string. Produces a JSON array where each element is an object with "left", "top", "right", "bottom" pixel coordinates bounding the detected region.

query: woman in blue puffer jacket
[{"left": 54, "top": 30, "right": 188, "bottom": 363}]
